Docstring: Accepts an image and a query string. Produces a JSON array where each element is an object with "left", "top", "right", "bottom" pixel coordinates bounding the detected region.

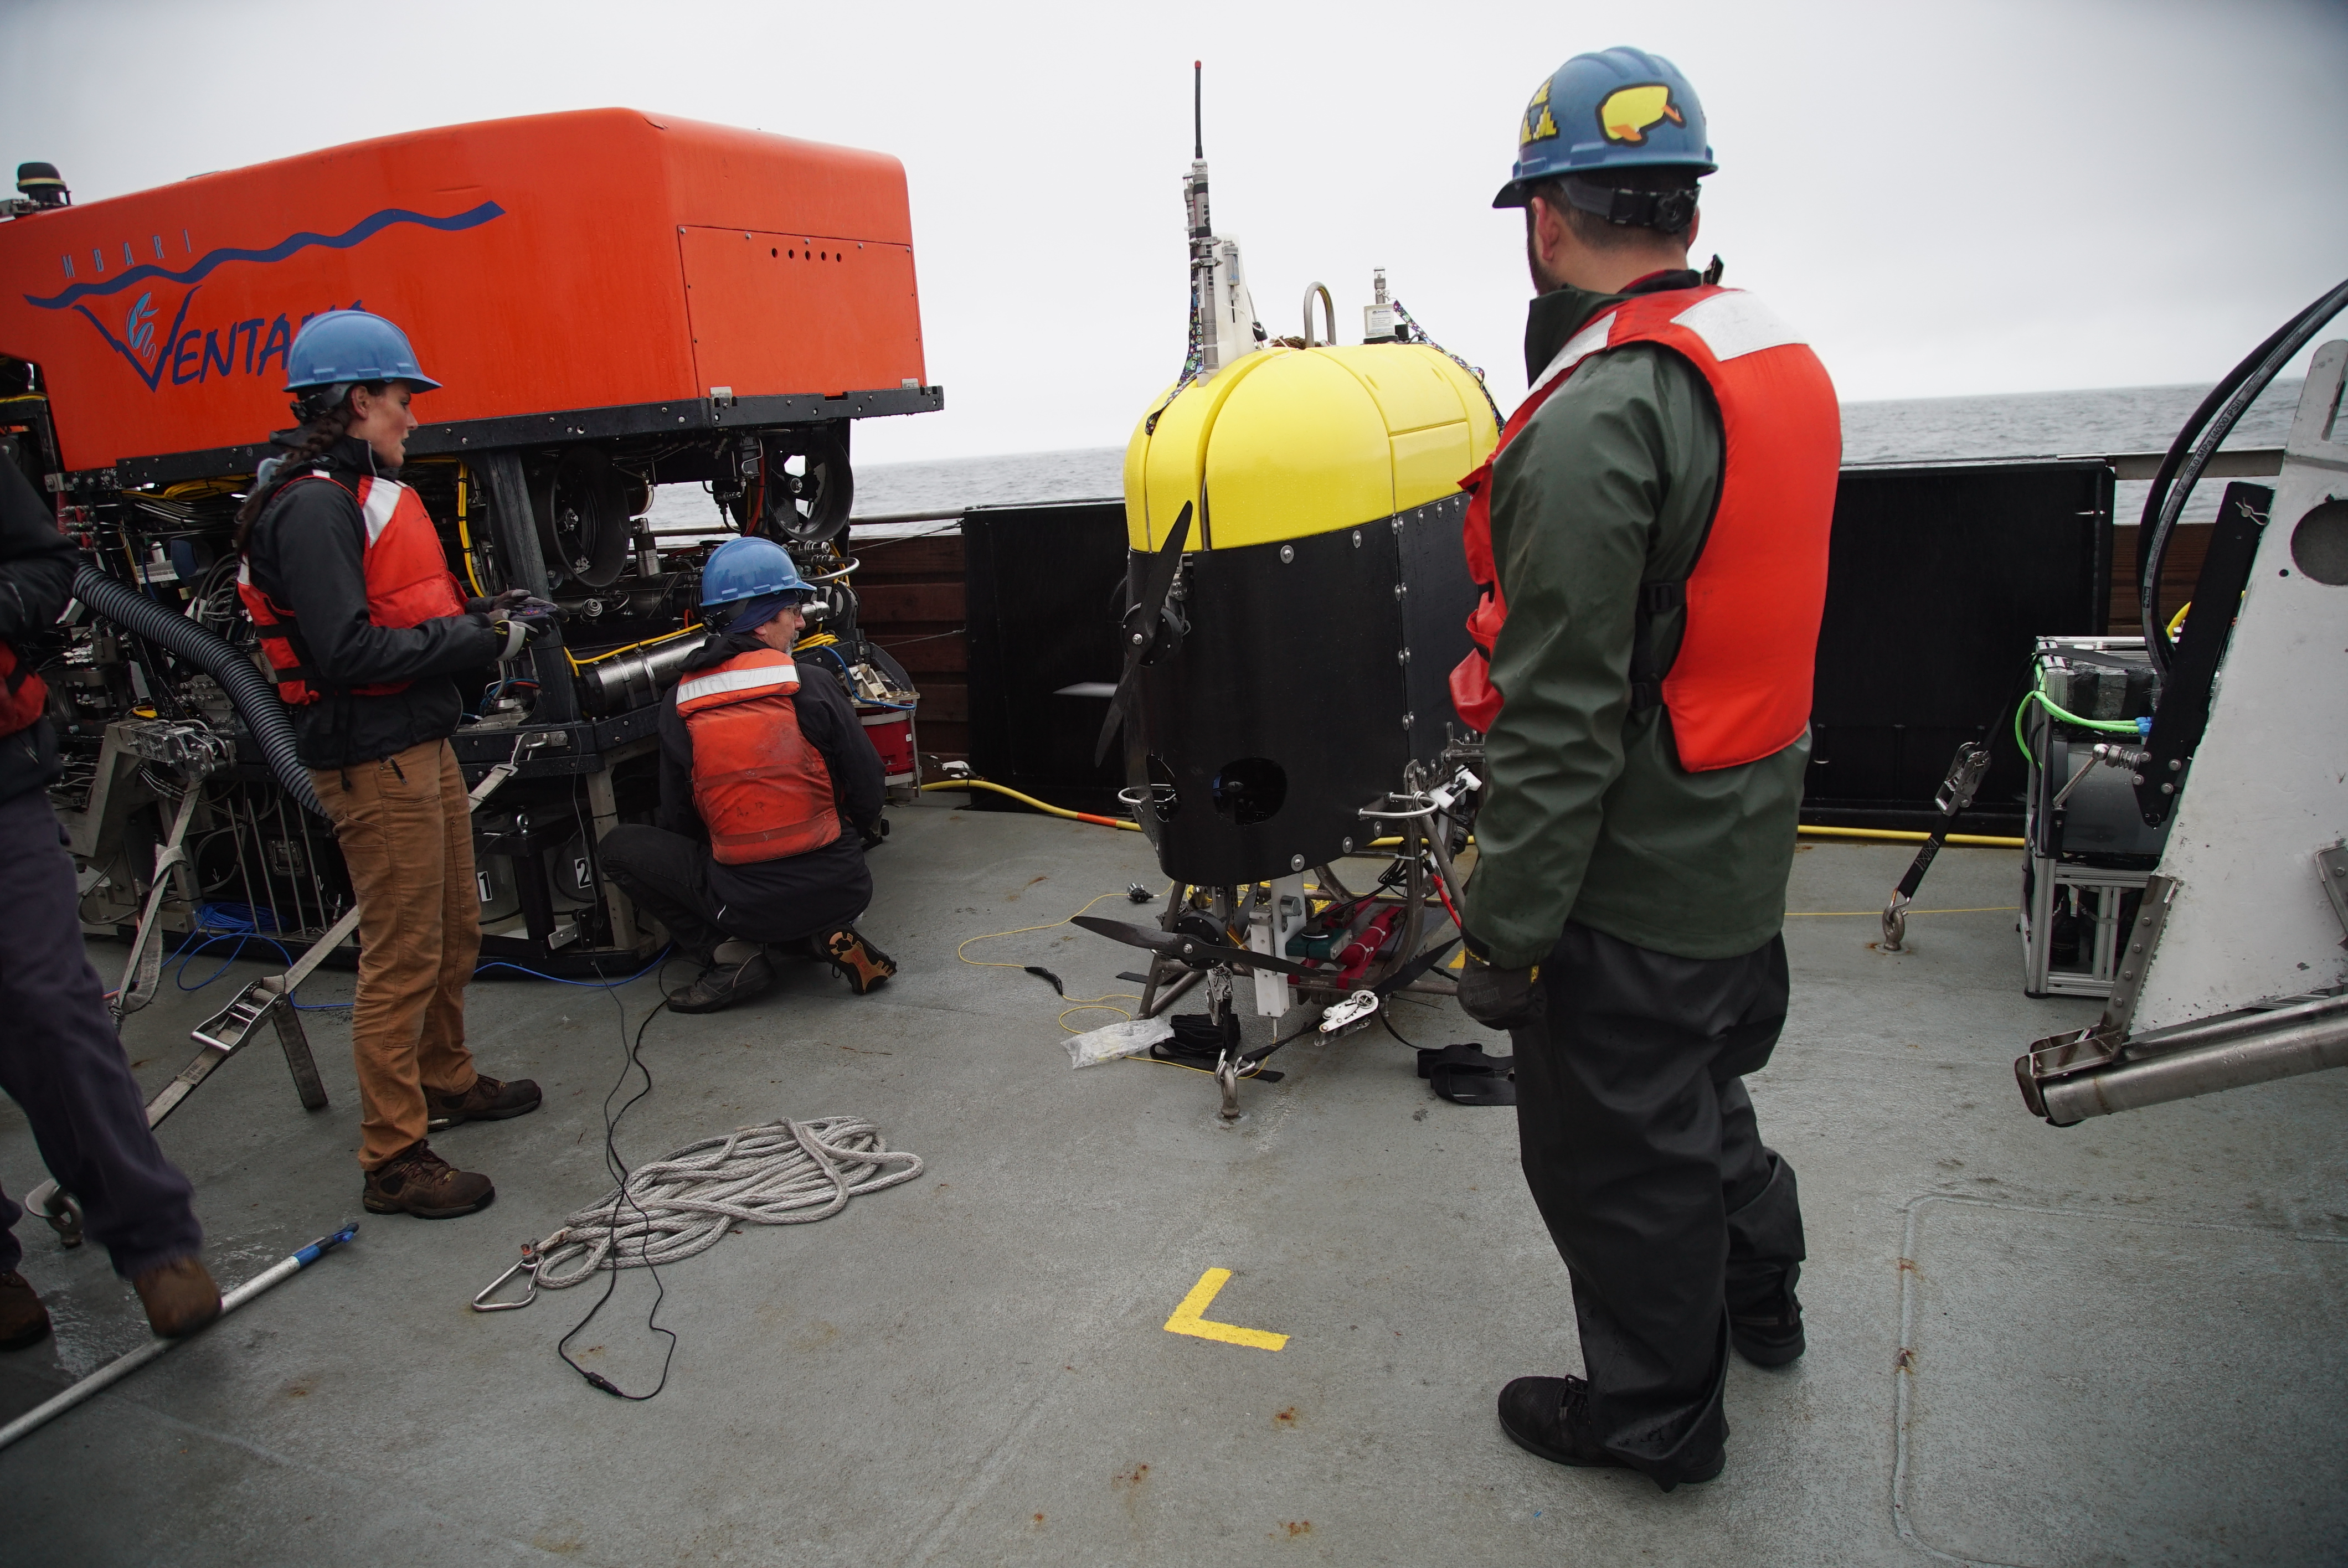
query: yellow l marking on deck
[{"left": 1164, "top": 1268, "right": 1289, "bottom": 1351}]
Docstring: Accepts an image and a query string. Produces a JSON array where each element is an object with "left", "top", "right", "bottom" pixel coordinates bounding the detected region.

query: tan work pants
[{"left": 310, "top": 737, "right": 482, "bottom": 1169}]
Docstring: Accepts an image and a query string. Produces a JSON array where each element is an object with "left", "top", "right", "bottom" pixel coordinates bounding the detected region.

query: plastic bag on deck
[{"left": 1064, "top": 1016, "right": 1173, "bottom": 1070}]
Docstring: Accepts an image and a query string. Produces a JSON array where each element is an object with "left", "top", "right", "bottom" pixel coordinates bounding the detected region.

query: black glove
[
  {"left": 859, "top": 816, "right": 890, "bottom": 850},
  {"left": 1456, "top": 952, "right": 1544, "bottom": 1031}
]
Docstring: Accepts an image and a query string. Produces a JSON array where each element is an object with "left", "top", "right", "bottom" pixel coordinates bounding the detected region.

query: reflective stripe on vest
[
  {"left": 677, "top": 649, "right": 841, "bottom": 865},
  {"left": 236, "top": 472, "right": 469, "bottom": 707},
  {"left": 0, "top": 642, "right": 48, "bottom": 740},
  {"left": 1448, "top": 285, "right": 1840, "bottom": 772}
]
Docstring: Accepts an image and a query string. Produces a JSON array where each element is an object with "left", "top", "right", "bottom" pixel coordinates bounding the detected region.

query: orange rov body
[{"left": 0, "top": 109, "right": 932, "bottom": 478}]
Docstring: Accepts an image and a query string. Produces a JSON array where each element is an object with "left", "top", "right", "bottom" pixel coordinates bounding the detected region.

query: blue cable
[{"left": 471, "top": 947, "right": 672, "bottom": 988}]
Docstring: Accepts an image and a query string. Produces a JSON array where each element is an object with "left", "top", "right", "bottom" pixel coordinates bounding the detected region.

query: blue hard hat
[
  {"left": 284, "top": 309, "right": 442, "bottom": 393},
  {"left": 1494, "top": 47, "right": 1715, "bottom": 208},
  {"left": 699, "top": 537, "right": 809, "bottom": 609}
]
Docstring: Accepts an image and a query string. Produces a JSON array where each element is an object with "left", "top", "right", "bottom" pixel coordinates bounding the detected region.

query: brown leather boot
[
  {"left": 0, "top": 1270, "right": 51, "bottom": 1351},
  {"left": 132, "top": 1256, "right": 223, "bottom": 1339},
  {"left": 363, "top": 1141, "right": 495, "bottom": 1219},
  {"left": 426, "top": 1072, "right": 543, "bottom": 1131},
  {"left": 821, "top": 926, "right": 897, "bottom": 996}
]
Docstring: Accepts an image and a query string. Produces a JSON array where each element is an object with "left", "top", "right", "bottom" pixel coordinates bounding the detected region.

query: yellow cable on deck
[{"left": 919, "top": 779, "right": 1141, "bottom": 832}]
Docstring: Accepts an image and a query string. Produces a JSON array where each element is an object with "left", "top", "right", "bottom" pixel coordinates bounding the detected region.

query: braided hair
[{"left": 233, "top": 386, "right": 378, "bottom": 548}]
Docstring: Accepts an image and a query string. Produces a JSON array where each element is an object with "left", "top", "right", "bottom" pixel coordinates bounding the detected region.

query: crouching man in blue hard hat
[
  {"left": 599, "top": 537, "right": 896, "bottom": 1013},
  {"left": 1451, "top": 49, "right": 1837, "bottom": 1490}
]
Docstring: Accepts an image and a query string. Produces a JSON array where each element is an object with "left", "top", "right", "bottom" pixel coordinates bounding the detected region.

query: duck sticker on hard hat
[
  {"left": 1598, "top": 85, "right": 1683, "bottom": 145},
  {"left": 1520, "top": 79, "right": 1559, "bottom": 146}
]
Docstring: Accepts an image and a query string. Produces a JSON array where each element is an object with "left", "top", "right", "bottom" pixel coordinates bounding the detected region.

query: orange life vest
[
  {"left": 0, "top": 643, "right": 48, "bottom": 740},
  {"left": 236, "top": 472, "right": 469, "bottom": 706},
  {"left": 1449, "top": 285, "right": 1841, "bottom": 771},
  {"left": 675, "top": 648, "right": 841, "bottom": 865}
]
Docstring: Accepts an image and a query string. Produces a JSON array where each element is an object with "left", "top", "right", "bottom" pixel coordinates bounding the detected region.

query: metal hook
[{"left": 469, "top": 1241, "right": 542, "bottom": 1312}]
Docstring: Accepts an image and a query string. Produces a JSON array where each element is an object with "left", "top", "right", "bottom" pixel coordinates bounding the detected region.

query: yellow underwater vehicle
[{"left": 1075, "top": 71, "right": 1499, "bottom": 1111}]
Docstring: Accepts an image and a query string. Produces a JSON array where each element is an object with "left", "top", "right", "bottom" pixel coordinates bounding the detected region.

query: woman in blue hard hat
[
  {"left": 235, "top": 310, "right": 550, "bottom": 1222},
  {"left": 598, "top": 535, "right": 895, "bottom": 1013}
]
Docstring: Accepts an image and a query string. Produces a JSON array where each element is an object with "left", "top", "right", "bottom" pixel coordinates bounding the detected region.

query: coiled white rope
[{"left": 527, "top": 1116, "right": 923, "bottom": 1289}]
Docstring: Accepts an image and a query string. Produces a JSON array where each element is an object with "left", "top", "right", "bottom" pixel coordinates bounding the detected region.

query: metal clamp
[
  {"left": 470, "top": 1240, "right": 543, "bottom": 1311},
  {"left": 1319, "top": 989, "right": 1381, "bottom": 1035}
]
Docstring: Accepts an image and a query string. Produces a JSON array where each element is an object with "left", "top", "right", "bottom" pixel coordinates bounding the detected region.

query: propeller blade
[
  {"left": 1132, "top": 501, "right": 1193, "bottom": 639},
  {"left": 1091, "top": 679, "right": 1136, "bottom": 769},
  {"left": 1071, "top": 914, "right": 1320, "bottom": 977},
  {"left": 1072, "top": 914, "right": 1184, "bottom": 956},
  {"left": 1091, "top": 502, "right": 1194, "bottom": 767}
]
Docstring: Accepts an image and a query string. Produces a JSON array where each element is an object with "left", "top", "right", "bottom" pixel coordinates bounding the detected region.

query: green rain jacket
[{"left": 1459, "top": 275, "right": 1809, "bottom": 969}]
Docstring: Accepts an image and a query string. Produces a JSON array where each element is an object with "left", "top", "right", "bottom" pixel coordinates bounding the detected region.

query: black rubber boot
[
  {"left": 1729, "top": 1280, "right": 1806, "bottom": 1367},
  {"left": 1496, "top": 1375, "right": 1724, "bottom": 1490}
]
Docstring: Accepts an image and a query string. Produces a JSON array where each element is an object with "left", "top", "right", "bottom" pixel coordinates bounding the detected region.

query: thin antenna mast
[{"left": 1193, "top": 60, "right": 1203, "bottom": 159}]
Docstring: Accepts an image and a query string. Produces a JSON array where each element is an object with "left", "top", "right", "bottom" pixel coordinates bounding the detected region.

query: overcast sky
[{"left": 4, "top": 0, "right": 2342, "bottom": 463}]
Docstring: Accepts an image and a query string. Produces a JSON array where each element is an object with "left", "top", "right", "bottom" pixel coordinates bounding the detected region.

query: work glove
[
  {"left": 468, "top": 587, "right": 534, "bottom": 616},
  {"left": 1456, "top": 951, "right": 1544, "bottom": 1032},
  {"left": 488, "top": 597, "right": 563, "bottom": 663},
  {"left": 859, "top": 816, "right": 890, "bottom": 850}
]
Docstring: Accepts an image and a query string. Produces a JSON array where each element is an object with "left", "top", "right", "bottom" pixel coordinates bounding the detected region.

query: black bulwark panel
[
  {"left": 1807, "top": 460, "right": 2111, "bottom": 828},
  {"left": 1138, "top": 520, "right": 1410, "bottom": 886},
  {"left": 964, "top": 501, "right": 1132, "bottom": 812}
]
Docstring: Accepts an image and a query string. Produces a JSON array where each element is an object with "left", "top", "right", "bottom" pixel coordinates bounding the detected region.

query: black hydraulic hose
[
  {"left": 2139, "top": 275, "right": 2348, "bottom": 673},
  {"left": 72, "top": 564, "right": 326, "bottom": 818}
]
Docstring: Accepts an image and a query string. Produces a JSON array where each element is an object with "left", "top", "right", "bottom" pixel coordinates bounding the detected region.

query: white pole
[{"left": 0, "top": 1221, "right": 358, "bottom": 1453}]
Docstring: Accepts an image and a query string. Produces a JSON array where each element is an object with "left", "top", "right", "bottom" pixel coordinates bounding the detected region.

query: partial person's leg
[
  {"left": 0, "top": 790, "right": 205, "bottom": 1281},
  {"left": 1716, "top": 938, "right": 1805, "bottom": 1359},
  {"left": 416, "top": 740, "right": 480, "bottom": 1099},
  {"left": 412, "top": 741, "right": 538, "bottom": 1131},
  {"left": 312, "top": 747, "right": 451, "bottom": 1171},
  {"left": 599, "top": 824, "right": 727, "bottom": 961}
]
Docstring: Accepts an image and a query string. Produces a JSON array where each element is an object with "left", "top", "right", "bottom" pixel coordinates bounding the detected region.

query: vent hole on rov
[
  {"left": 2291, "top": 498, "right": 2348, "bottom": 585},
  {"left": 1211, "top": 758, "right": 1286, "bottom": 826}
]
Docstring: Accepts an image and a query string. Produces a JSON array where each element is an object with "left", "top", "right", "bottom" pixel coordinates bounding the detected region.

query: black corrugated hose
[
  {"left": 71, "top": 564, "right": 326, "bottom": 818},
  {"left": 2138, "top": 275, "right": 2348, "bottom": 673}
]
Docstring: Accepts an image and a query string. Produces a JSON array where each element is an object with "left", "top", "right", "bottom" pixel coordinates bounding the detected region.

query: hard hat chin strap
[{"left": 1558, "top": 177, "right": 1698, "bottom": 236}]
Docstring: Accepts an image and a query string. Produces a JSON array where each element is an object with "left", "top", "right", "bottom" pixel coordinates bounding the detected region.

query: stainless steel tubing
[
  {"left": 580, "top": 636, "right": 704, "bottom": 715},
  {"left": 2038, "top": 1005, "right": 2348, "bottom": 1125}
]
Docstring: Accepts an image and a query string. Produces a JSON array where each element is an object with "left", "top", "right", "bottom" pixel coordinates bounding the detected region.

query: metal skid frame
[{"left": 1119, "top": 751, "right": 1479, "bottom": 1121}]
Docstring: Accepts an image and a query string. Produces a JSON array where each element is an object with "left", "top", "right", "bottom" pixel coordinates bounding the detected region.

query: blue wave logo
[
  {"left": 25, "top": 200, "right": 503, "bottom": 311},
  {"left": 37, "top": 201, "right": 503, "bottom": 394}
]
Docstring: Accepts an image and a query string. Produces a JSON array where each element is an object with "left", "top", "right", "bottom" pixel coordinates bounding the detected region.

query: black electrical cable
[
  {"left": 2138, "top": 274, "right": 2348, "bottom": 673},
  {"left": 554, "top": 962, "right": 679, "bottom": 1401}
]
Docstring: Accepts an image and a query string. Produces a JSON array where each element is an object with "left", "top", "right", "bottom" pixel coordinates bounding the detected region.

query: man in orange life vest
[
  {"left": 0, "top": 450, "right": 222, "bottom": 1350},
  {"left": 239, "top": 311, "right": 549, "bottom": 1221},
  {"left": 598, "top": 537, "right": 896, "bottom": 1015},
  {"left": 1451, "top": 49, "right": 1841, "bottom": 1489}
]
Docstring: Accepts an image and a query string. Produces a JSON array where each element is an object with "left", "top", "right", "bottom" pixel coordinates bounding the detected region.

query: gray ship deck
[{"left": 6, "top": 802, "right": 2345, "bottom": 1566}]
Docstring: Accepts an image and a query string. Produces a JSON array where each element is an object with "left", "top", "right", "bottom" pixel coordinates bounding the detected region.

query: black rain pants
[
  {"left": 1512, "top": 920, "right": 1805, "bottom": 1487},
  {"left": 599, "top": 823, "right": 872, "bottom": 964}
]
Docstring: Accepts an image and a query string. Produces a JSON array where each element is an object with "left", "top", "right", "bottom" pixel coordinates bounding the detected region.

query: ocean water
[{"left": 648, "top": 378, "right": 2307, "bottom": 535}]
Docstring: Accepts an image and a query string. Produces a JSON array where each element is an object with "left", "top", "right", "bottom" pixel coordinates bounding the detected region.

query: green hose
[{"left": 2013, "top": 676, "right": 2148, "bottom": 770}]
